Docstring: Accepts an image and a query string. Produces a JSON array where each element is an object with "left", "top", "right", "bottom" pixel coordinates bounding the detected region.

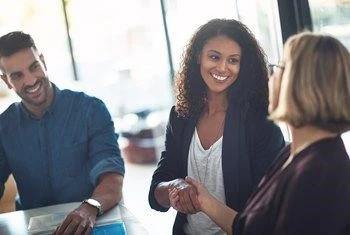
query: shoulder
[
  {"left": 300, "top": 139, "right": 349, "bottom": 174},
  {"left": 168, "top": 106, "right": 187, "bottom": 126},
  {"left": 60, "top": 89, "right": 99, "bottom": 102},
  {"left": 166, "top": 106, "right": 193, "bottom": 142},
  {"left": 168, "top": 106, "right": 192, "bottom": 129},
  {"left": 245, "top": 108, "right": 282, "bottom": 137},
  {"left": 290, "top": 139, "right": 350, "bottom": 188},
  {"left": 0, "top": 102, "right": 21, "bottom": 128},
  {"left": 0, "top": 102, "right": 19, "bottom": 117},
  {"left": 59, "top": 89, "right": 106, "bottom": 109}
]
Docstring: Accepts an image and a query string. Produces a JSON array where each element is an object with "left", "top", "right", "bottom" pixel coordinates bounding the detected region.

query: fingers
[
  {"left": 74, "top": 222, "right": 87, "bottom": 235},
  {"left": 188, "top": 186, "right": 201, "bottom": 211},
  {"left": 185, "top": 176, "right": 198, "bottom": 187},
  {"left": 83, "top": 226, "right": 93, "bottom": 235},
  {"left": 171, "top": 186, "right": 199, "bottom": 213},
  {"left": 55, "top": 220, "right": 92, "bottom": 235},
  {"left": 55, "top": 218, "right": 79, "bottom": 235},
  {"left": 168, "top": 178, "right": 202, "bottom": 214},
  {"left": 54, "top": 206, "right": 96, "bottom": 235},
  {"left": 169, "top": 188, "right": 180, "bottom": 210},
  {"left": 54, "top": 215, "right": 73, "bottom": 235},
  {"left": 64, "top": 221, "right": 79, "bottom": 234},
  {"left": 178, "top": 185, "right": 199, "bottom": 213},
  {"left": 185, "top": 176, "right": 211, "bottom": 209}
]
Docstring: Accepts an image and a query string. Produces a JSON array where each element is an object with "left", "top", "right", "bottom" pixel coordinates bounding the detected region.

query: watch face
[
  {"left": 87, "top": 199, "right": 100, "bottom": 207},
  {"left": 84, "top": 198, "right": 102, "bottom": 215}
]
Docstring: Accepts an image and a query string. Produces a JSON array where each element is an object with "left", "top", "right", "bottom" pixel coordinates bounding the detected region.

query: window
[
  {"left": 309, "top": 0, "right": 350, "bottom": 150},
  {"left": 0, "top": 0, "right": 173, "bottom": 118},
  {"left": 236, "top": 0, "right": 290, "bottom": 141},
  {"left": 309, "top": 0, "right": 350, "bottom": 50},
  {"left": 66, "top": 0, "right": 172, "bottom": 116},
  {"left": 0, "top": 0, "right": 73, "bottom": 86},
  {"left": 162, "top": 0, "right": 237, "bottom": 71}
]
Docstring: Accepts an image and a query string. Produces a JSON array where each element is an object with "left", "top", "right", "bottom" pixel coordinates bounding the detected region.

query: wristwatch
[{"left": 82, "top": 198, "right": 103, "bottom": 216}]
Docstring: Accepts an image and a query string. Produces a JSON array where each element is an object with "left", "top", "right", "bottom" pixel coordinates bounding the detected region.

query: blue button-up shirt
[{"left": 0, "top": 85, "right": 124, "bottom": 210}]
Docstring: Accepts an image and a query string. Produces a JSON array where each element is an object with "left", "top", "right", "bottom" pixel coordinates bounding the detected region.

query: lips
[
  {"left": 25, "top": 81, "right": 41, "bottom": 94},
  {"left": 212, "top": 73, "right": 229, "bottom": 81}
]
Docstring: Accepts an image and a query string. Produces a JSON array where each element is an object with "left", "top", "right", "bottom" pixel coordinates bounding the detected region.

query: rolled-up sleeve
[{"left": 86, "top": 98, "right": 125, "bottom": 186}]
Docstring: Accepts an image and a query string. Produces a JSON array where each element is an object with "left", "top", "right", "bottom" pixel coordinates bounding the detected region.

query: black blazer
[{"left": 149, "top": 103, "right": 285, "bottom": 234}]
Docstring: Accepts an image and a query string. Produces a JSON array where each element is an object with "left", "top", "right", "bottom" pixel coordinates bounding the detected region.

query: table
[{"left": 0, "top": 202, "right": 148, "bottom": 235}]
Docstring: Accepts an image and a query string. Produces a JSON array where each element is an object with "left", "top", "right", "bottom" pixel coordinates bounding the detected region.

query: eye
[
  {"left": 10, "top": 73, "right": 23, "bottom": 81},
  {"left": 209, "top": 54, "right": 220, "bottom": 61},
  {"left": 228, "top": 57, "right": 240, "bottom": 64}
]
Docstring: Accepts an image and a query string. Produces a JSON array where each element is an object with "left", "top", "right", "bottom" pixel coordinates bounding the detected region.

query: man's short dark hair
[{"left": 0, "top": 31, "right": 37, "bottom": 57}]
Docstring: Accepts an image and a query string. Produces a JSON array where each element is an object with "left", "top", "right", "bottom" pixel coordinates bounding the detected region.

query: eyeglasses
[{"left": 268, "top": 64, "right": 285, "bottom": 76}]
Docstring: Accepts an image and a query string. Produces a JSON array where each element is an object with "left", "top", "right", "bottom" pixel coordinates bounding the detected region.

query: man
[{"left": 0, "top": 31, "right": 125, "bottom": 234}]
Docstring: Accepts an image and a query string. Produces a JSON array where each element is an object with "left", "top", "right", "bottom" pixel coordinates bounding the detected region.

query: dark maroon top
[{"left": 233, "top": 136, "right": 350, "bottom": 235}]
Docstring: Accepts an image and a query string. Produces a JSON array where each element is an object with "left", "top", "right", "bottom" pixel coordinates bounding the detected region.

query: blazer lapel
[
  {"left": 222, "top": 103, "right": 252, "bottom": 211},
  {"left": 181, "top": 117, "right": 196, "bottom": 177}
]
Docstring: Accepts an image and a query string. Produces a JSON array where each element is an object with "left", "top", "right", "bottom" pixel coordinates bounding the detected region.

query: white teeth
[
  {"left": 212, "top": 74, "right": 228, "bottom": 81},
  {"left": 26, "top": 83, "right": 41, "bottom": 93}
]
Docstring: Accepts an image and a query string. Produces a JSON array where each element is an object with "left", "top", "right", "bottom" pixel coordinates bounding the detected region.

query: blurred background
[{"left": 0, "top": 0, "right": 349, "bottom": 234}]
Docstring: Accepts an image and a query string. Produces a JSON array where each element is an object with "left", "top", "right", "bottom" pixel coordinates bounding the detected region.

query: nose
[
  {"left": 217, "top": 60, "right": 227, "bottom": 72},
  {"left": 23, "top": 70, "right": 38, "bottom": 86}
]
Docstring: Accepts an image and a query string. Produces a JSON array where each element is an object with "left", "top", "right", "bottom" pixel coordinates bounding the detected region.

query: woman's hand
[
  {"left": 186, "top": 176, "right": 236, "bottom": 234},
  {"left": 185, "top": 176, "right": 213, "bottom": 212},
  {"left": 167, "top": 178, "right": 200, "bottom": 214}
]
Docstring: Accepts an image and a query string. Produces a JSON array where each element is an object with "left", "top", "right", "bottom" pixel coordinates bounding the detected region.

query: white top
[{"left": 184, "top": 128, "right": 226, "bottom": 235}]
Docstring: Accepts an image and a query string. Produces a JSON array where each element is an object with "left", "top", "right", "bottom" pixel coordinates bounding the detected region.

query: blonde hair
[{"left": 269, "top": 32, "right": 350, "bottom": 133}]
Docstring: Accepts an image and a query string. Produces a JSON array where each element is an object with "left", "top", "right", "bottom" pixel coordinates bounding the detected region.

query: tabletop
[{"left": 0, "top": 202, "right": 148, "bottom": 235}]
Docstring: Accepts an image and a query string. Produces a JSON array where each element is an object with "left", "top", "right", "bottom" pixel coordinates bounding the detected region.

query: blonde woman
[{"left": 181, "top": 32, "right": 350, "bottom": 234}]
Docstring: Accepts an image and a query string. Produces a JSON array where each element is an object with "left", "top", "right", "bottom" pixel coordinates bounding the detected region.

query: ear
[
  {"left": 39, "top": 54, "right": 47, "bottom": 70},
  {"left": 268, "top": 72, "right": 282, "bottom": 113},
  {"left": 0, "top": 74, "right": 12, "bottom": 89}
]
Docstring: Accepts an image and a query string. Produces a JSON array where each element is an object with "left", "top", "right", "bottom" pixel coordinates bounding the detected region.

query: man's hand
[
  {"left": 168, "top": 178, "right": 200, "bottom": 214},
  {"left": 53, "top": 203, "right": 98, "bottom": 235}
]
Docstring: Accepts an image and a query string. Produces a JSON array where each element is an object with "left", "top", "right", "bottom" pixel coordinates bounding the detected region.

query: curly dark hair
[{"left": 175, "top": 18, "right": 268, "bottom": 118}]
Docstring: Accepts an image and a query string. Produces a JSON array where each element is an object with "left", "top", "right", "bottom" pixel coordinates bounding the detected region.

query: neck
[
  {"left": 289, "top": 125, "right": 337, "bottom": 155},
  {"left": 205, "top": 93, "right": 228, "bottom": 116},
  {"left": 24, "top": 83, "right": 54, "bottom": 118}
]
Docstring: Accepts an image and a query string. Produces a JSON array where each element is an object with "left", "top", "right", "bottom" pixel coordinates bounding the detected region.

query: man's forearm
[{"left": 91, "top": 172, "right": 124, "bottom": 214}]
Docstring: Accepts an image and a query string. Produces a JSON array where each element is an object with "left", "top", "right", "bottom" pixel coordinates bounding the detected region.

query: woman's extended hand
[
  {"left": 168, "top": 178, "right": 200, "bottom": 214},
  {"left": 185, "top": 176, "right": 213, "bottom": 211}
]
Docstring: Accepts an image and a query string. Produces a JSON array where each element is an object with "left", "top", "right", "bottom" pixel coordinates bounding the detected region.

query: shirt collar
[{"left": 46, "top": 83, "right": 61, "bottom": 115}]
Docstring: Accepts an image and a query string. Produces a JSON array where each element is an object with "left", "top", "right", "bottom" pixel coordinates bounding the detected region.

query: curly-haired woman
[{"left": 149, "top": 18, "right": 285, "bottom": 234}]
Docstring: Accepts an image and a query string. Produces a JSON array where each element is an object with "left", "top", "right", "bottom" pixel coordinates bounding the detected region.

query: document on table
[{"left": 28, "top": 211, "right": 126, "bottom": 234}]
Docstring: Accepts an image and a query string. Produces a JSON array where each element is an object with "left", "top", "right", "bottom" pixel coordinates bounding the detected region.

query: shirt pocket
[{"left": 58, "top": 139, "right": 88, "bottom": 177}]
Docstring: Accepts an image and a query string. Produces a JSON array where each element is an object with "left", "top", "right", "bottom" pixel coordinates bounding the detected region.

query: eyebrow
[
  {"left": 29, "top": 60, "right": 40, "bottom": 70},
  {"left": 208, "top": 50, "right": 241, "bottom": 57}
]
